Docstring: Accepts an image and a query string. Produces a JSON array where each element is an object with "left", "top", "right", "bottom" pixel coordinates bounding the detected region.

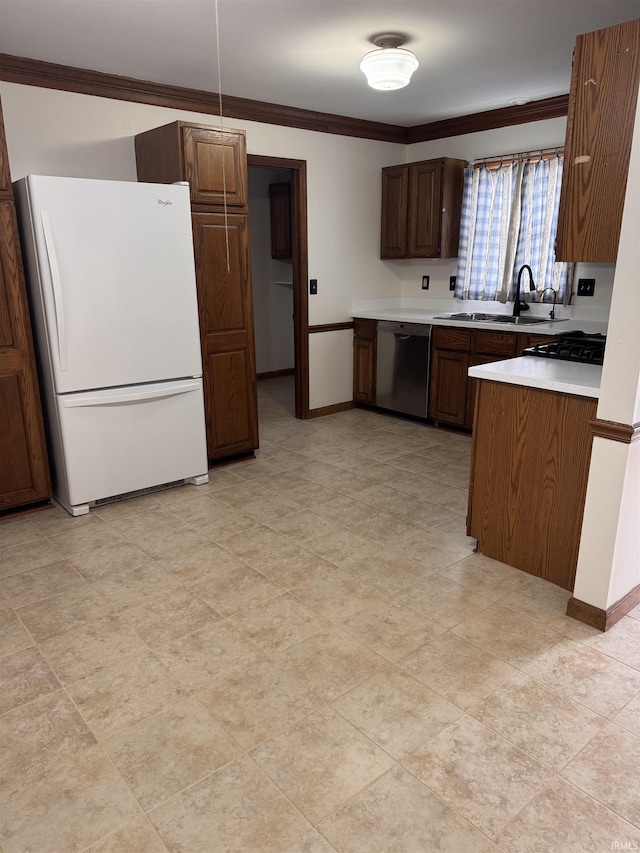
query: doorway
[{"left": 247, "top": 155, "right": 308, "bottom": 420}]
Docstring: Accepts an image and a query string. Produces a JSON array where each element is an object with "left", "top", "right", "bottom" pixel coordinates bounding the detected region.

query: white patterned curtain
[{"left": 455, "top": 155, "right": 570, "bottom": 302}]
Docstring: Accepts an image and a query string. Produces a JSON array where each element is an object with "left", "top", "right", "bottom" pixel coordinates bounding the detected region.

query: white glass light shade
[{"left": 360, "top": 47, "right": 419, "bottom": 90}]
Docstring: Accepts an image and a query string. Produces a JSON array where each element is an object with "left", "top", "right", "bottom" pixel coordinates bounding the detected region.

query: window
[{"left": 455, "top": 153, "right": 571, "bottom": 302}]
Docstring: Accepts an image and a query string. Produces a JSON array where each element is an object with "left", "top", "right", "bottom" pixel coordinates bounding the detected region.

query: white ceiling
[{"left": 1, "top": 0, "right": 640, "bottom": 127}]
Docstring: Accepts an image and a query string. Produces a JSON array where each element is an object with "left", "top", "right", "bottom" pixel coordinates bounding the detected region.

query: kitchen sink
[{"left": 434, "top": 312, "right": 565, "bottom": 325}]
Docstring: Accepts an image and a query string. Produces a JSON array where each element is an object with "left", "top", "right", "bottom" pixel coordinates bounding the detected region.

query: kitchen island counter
[{"left": 468, "top": 356, "right": 601, "bottom": 398}]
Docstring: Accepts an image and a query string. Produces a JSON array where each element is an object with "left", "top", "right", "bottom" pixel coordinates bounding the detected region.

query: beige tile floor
[{"left": 1, "top": 375, "right": 639, "bottom": 852}]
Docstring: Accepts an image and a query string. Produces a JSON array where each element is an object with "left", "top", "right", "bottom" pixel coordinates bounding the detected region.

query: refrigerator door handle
[
  {"left": 62, "top": 383, "right": 199, "bottom": 408},
  {"left": 40, "top": 210, "right": 68, "bottom": 372}
]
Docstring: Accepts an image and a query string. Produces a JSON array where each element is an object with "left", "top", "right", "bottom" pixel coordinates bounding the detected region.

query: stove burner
[{"left": 523, "top": 331, "right": 606, "bottom": 365}]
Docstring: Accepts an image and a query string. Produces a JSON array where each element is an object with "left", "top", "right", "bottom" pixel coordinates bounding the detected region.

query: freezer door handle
[
  {"left": 40, "top": 210, "right": 68, "bottom": 371},
  {"left": 62, "top": 383, "right": 200, "bottom": 408}
]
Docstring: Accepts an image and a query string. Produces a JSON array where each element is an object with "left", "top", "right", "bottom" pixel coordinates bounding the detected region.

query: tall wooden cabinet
[
  {"left": 381, "top": 158, "right": 466, "bottom": 259},
  {"left": 135, "top": 121, "right": 258, "bottom": 462},
  {"left": 556, "top": 19, "right": 640, "bottom": 262},
  {"left": 0, "top": 97, "right": 51, "bottom": 511}
]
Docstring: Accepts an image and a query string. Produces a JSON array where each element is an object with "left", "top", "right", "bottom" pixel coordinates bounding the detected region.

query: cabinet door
[
  {"left": 556, "top": 19, "right": 640, "bottom": 262},
  {"left": 0, "top": 100, "right": 11, "bottom": 200},
  {"left": 381, "top": 165, "right": 408, "bottom": 258},
  {"left": 183, "top": 126, "right": 248, "bottom": 211},
  {"left": 269, "top": 182, "right": 292, "bottom": 259},
  {"left": 192, "top": 213, "right": 258, "bottom": 461},
  {"left": 408, "top": 161, "right": 442, "bottom": 257},
  {"left": 430, "top": 348, "right": 469, "bottom": 426},
  {"left": 0, "top": 201, "right": 50, "bottom": 509},
  {"left": 353, "top": 319, "right": 377, "bottom": 405}
]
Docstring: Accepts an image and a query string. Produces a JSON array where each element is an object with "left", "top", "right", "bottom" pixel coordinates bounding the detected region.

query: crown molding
[
  {"left": 0, "top": 53, "right": 569, "bottom": 144},
  {"left": 406, "top": 95, "right": 569, "bottom": 143}
]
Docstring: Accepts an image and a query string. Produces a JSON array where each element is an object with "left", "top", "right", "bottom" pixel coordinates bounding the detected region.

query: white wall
[
  {"left": 247, "top": 167, "right": 294, "bottom": 375},
  {"left": 0, "top": 81, "right": 406, "bottom": 410}
]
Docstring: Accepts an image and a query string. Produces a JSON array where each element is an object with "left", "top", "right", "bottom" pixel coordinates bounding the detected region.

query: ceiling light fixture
[{"left": 360, "top": 34, "right": 419, "bottom": 91}]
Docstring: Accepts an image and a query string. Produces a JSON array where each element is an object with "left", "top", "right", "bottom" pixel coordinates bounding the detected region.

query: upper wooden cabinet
[
  {"left": 269, "top": 182, "right": 292, "bottom": 259},
  {"left": 556, "top": 19, "right": 640, "bottom": 262},
  {"left": 135, "top": 121, "right": 248, "bottom": 211},
  {"left": 381, "top": 158, "right": 466, "bottom": 259}
]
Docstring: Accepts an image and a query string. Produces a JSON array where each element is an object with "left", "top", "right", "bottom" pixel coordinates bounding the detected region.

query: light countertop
[
  {"left": 468, "top": 356, "right": 601, "bottom": 398},
  {"left": 352, "top": 307, "right": 607, "bottom": 336}
]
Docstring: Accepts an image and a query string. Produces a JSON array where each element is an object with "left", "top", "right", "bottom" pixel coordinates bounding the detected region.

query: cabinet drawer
[
  {"left": 433, "top": 326, "right": 471, "bottom": 351},
  {"left": 354, "top": 318, "right": 377, "bottom": 341},
  {"left": 472, "top": 331, "right": 517, "bottom": 357}
]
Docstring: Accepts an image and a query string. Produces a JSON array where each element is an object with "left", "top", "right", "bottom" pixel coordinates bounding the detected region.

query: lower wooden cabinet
[
  {"left": 430, "top": 327, "right": 555, "bottom": 430},
  {"left": 192, "top": 212, "right": 259, "bottom": 461},
  {"left": 0, "top": 200, "right": 50, "bottom": 510},
  {"left": 468, "top": 379, "right": 596, "bottom": 590},
  {"left": 353, "top": 319, "right": 377, "bottom": 405}
]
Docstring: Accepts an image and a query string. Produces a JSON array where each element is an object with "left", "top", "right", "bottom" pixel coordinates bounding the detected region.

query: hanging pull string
[{"left": 214, "top": 0, "right": 231, "bottom": 272}]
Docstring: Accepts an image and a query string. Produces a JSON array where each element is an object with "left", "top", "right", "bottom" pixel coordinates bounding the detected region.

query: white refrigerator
[{"left": 14, "top": 175, "right": 209, "bottom": 516}]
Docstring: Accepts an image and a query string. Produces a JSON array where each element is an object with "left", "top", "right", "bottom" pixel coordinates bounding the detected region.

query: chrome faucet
[{"left": 512, "top": 264, "right": 535, "bottom": 317}]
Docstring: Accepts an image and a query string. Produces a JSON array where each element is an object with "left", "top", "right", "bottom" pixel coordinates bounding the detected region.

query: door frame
[{"left": 247, "top": 154, "right": 308, "bottom": 419}]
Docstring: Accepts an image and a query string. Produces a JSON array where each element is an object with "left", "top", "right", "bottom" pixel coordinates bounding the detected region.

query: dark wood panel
[
  {"left": 408, "top": 160, "right": 441, "bottom": 257},
  {"left": 134, "top": 122, "right": 183, "bottom": 185},
  {"left": 0, "top": 200, "right": 50, "bottom": 509},
  {"left": 439, "top": 158, "right": 466, "bottom": 258},
  {"left": 380, "top": 166, "right": 408, "bottom": 258},
  {"left": 353, "top": 337, "right": 376, "bottom": 405},
  {"left": 205, "top": 349, "right": 256, "bottom": 458},
  {"left": 472, "top": 331, "right": 517, "bottom": 357},
  {"left": 353, "top": 319, "right": 376, "bottom": 340},
  {"left": 269, "top": 182, "right": 291, "bottom": 259},
  {"left": 0, "top": 373, "right": 33, "bottom": 494},
  {"left": 429, "top": 349, "right": 469, "bottom": 425},
  {"left": 192, "top": 211, "right": 258, "bottom": 460},
  {"left": 557, "top": 19, "right": 640, "bottom": 262},
  {"left": 183, "top": 126, "right": 247, "bottom": 209},
  {"left": 0, "top": 97, "right": 11, "bottom": 199},
  {"left": 195, "top": 216, "right": 248, "bottom": 333},
  {"left": 432, "top": 326, "right": 471, "bottom": 351},
  {"left": 468, "top": 381, "right": 596, "bottom": 590}
]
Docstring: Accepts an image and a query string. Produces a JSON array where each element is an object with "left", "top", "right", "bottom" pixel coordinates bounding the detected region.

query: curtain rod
[{"left": 469, "top": 146, "right": 564, "bottom": 169}]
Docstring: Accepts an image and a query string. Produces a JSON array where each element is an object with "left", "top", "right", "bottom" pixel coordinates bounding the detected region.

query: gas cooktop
[{"left": 523, "top": 331, "right": 606, "bottom": 365}]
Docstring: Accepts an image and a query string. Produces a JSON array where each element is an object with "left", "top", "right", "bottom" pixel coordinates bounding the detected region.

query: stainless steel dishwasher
[{"left": 376, "top": 321, "right": 432, "bottom": 417}]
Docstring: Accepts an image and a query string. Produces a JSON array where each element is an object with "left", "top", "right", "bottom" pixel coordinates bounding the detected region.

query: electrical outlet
[
  {"left": 421, "top": 275, "right": 430, "bottom": 290},
  {"left": 577, "top": 278, "right": 595, "bottom": 297},
  {"left": 449, "top": 275, "right": 457, "bottom": 291},
  {"left": 309, "top": 279, "right": 318, "bottom": 295}
]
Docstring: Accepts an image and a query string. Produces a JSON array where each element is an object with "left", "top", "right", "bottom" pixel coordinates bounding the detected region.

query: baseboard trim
[
  {"left": 307, "top": 401, "right": 354, "bottom": 419},
  {"left": 567, "top": 583, "right": 640, "bottom": 632},
  {"left": 257, "top": 368, "right": 294, "bottom": 380}
]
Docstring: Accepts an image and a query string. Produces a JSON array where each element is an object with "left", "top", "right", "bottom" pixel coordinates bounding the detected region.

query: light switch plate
[
  {"left": 449, "top": 276, "right": 457, "bottom": 291},
  {"left": 422, "top": 275, "right": 430, "bottom": 290},
  {"left": 309, "top": 279, "right": 318, "bottom": 295}
]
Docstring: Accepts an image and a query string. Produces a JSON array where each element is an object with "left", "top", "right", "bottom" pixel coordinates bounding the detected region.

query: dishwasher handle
[{"left": 377, "top": 320, "right": 432, "bottom": 338}]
